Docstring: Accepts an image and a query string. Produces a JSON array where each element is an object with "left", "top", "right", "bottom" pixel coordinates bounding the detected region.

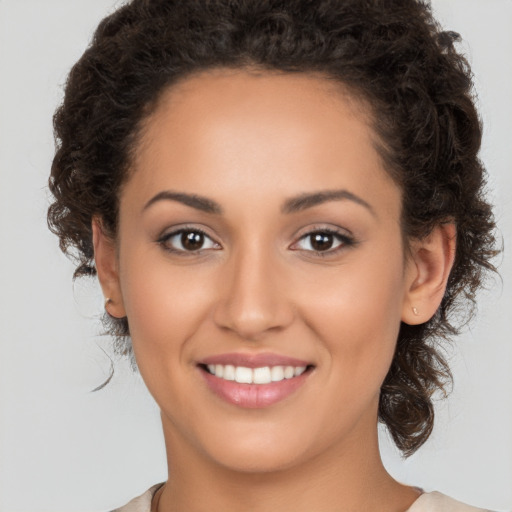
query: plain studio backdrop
[{"left": 0, "top": 1, "right": 511, "bottom": 511}]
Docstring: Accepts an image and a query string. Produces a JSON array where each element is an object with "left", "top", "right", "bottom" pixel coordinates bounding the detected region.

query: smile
[
  {"left": 205, "top": 364, "right": 307, "bottom": 384},
  {"left": 198, "top": 354, "right": 314, "bottom": 408}
]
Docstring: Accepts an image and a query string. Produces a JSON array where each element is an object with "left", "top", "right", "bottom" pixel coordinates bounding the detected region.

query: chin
[
  {"left": 200, "top": 426, "right": 311, "bottom": 474},
  {"left": 212, "top": 447, "right": 305, "bottom": 474}
]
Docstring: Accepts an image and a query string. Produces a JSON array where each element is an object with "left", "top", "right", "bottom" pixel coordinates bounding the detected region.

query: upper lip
[{"left": 199, "top": 352, "right": 312, "bottom": 368}]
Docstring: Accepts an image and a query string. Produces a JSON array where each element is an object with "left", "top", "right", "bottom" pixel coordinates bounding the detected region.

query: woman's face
[{"left": 105, "top": 69, "right": 417, "bottom": 472}]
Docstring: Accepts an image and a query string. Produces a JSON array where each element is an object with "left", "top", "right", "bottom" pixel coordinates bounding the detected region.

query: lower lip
[{"left": 199, "top": 367, "right": 311, "bottom": 408}]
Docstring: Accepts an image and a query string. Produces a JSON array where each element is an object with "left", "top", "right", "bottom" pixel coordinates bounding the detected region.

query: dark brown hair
[{"left": 48, "top": 0, "right": 498, "bottom": 456}]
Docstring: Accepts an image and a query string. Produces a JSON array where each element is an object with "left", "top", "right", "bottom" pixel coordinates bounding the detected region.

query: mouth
[
  {"left": 200, "top": 363, "right": 310, "bottom": 384},
  {"left": 197, "top": 354, "right": 315, "bottom": 408}
]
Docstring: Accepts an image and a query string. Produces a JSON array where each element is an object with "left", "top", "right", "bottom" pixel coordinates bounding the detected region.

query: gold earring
[{"left": 412, "top": 306, "right": 419, "bottom": 316}]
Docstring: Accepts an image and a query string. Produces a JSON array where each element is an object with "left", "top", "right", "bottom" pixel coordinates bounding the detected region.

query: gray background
[{"left": 0, "top": 1, "right": 511, "bottom": 511}]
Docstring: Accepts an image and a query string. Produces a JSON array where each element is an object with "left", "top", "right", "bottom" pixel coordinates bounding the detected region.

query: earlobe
[
  {"left": 402, "top": 223, "right": 456, "bottom": 325},
  {"left": 92, "top": 218, "right": 126, "bottom": 318}
]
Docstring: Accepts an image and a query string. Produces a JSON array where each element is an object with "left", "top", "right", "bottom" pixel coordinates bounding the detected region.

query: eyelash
[
  {"left": 157, "top": 227, "right": 220, "bottom": 256},
  {"left": 291, "top": 228, "right": 356, "bottom": 257},
  {"left": 157, "top": 226, "right": 356, "bottom": 257}
]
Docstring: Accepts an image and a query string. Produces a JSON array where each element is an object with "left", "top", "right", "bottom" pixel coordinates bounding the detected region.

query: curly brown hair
[{"left": 48, "top": 0, "right": 498, "bottom": 456}]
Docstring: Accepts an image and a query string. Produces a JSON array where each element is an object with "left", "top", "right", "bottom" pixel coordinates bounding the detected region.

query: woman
[{"left": 47, "top": 0, "right": 500, "bottom": 511}]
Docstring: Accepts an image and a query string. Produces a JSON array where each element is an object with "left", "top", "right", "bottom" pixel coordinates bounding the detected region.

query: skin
[{"left": 93, "top": 69, "right": 456, "bottom": 512}]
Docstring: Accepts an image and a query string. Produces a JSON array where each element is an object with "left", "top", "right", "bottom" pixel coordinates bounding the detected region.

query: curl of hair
[{"left": 48, "top": 0, "right": 498, "bottom": 456}]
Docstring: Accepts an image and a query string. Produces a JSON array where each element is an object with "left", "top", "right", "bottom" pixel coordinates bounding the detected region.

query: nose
[{"left": 213, "top": 244, "right": 295, "bottom": 341}]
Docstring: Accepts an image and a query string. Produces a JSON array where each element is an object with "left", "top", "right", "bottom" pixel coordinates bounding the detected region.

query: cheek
[
  {"left": 118, "top": 249, "right": 215, "bottom": 367},
  {"left": 297, "top": 250, "right": 406, "bottom": 391}
]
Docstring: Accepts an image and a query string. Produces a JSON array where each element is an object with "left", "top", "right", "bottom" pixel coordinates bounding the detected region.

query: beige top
[
  {"left": 110, "top": 483, "right": 495, "bottom": 512},
  {"left": 406, "top": 492, "right": 493, "bottom": 512}
]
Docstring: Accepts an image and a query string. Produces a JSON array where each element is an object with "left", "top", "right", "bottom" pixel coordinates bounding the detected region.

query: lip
[
  {"left": 199, "top": 352, "right": 311, "bottom": 368},
  {"left": 197, "top": 352, "right": 314, "bottom": 409}
]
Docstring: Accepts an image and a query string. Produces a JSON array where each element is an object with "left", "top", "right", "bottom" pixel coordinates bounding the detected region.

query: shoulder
[
  {"left": 109, "top": 487, "right": 499, "bottom": 512},
  {"left": 407, "top": 491, "right": 495, "bottom": 512},
  {"left": 110, "top": 483, "right": 164, "bottom": 512}
]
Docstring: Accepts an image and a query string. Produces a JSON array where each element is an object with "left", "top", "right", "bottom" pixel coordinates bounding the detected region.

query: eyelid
[
  {"left": 289, "top": 226, "right": 356, "bottom": 255},
  {"left": 155, "top": 223, "right": 356, "bottom": 257},
  {"left": 157, "top": 225, "right": 222, "bottom": 254}
]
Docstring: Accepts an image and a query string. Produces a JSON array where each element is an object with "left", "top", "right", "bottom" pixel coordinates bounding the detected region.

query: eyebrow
[
  {"left": 143, "top": 188, "right": 374, "bottom": 216},
  {"left": 281, "top": 189, "right": 375, "bottom": 216},
  {"left": 143, "top": 191, "right": 223, "bottom": 214}
]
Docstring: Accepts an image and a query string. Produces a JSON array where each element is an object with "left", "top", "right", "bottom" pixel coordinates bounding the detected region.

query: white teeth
[
  {"left": 235, "top": 366, "right": 253, "bottom": 384},
  {"left": 205, "top": 364, "right": 309, "bottom": 383},
  {"left": 284, "top": 366, "right": 295, "bottom": 379},
  {"left": 215, "top": 364, "right": 224, "bottom": 378},
  {"left": 270, "top": 366, "right": 284, "bottom": 382},
  {"left": 294, "top": 366, "right": 306, "bottom": 377},
  {"left": 223, "top": 365, "right": 235, "bottom": 381},
  {"left": 253, "top": 366, "right": 272, "bottom": 384}
]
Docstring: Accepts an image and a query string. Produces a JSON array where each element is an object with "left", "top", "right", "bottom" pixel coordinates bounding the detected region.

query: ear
[
  {"left": 402, "top": 223, "right": 456, "bottom": 325},
  {"left": 92, "top": 217, "right": 126, "bottom": 318}
]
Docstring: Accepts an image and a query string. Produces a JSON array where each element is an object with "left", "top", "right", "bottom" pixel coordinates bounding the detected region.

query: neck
[{"left": 156, "top": 412, "right": 420, "bottom": 512}]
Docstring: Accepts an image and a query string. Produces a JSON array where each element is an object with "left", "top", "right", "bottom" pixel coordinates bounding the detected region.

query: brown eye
[
  {"left": 310, "top": 233, "right": 334, "bottom": 251},
  {"left": 159, "top": 228, "right": 219, "bottom": 253},
  {"left": 292, "top": 229, "right": 353, "bottom": 255},
  {"left": 181, "top": 231, "right": 205, "bottom": 251}
]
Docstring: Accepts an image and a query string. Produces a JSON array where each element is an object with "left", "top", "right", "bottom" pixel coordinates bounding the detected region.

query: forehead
[
  {"left": 136, "top": 68, "right": 373, "bottom": 160},
  {"left": 162, "top": 68, "right": 362, "bottom": 115},
  {"left": 128, "top": 68, "right": 399, "bottom": 218}
]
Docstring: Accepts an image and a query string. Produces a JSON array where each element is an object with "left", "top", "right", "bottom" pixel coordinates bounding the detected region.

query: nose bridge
[{"left": 214, "top": 237, "right": 293, "bottom": 339}]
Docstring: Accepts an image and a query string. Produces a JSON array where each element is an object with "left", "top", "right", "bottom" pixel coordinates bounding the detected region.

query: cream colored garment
[
  {"left": 111, "top": 484, "right": 493, "bottom": 512},
  {"left": 110, "top": 483, "right": 163, "bottom": 512},
  {"left": 405, "top": 491, "right": 492, "bottom": 512}
]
